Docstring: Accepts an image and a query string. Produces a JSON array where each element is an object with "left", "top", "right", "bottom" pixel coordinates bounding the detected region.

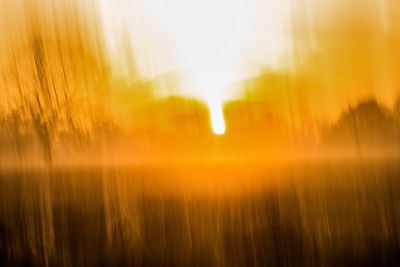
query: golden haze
[{"left": 0, "top": 0, "right": 400, "bottom": 164}]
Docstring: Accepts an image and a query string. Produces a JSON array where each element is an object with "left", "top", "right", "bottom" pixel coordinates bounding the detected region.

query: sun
[{"left": 208, "top": 98, "right": 225, "bottom": 135}]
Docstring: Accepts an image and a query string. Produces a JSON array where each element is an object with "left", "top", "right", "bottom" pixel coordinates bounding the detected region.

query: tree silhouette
[
  {"left": 1, "top": 0, "right": 110, "bottom": 165},
  {"left": 324, "top": 99, "right": 398, "bottom": 151}
]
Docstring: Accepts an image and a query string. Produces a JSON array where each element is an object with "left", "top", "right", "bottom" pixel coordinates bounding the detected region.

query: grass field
[{"left": 1, "top": 159, "right": 400, "bottom": 266}]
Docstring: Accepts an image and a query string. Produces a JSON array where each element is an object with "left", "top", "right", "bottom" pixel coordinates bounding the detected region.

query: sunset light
[
  {"left": 208, "top": 98, "right": 225, "bottom": 135},
  {"left": 2, "top": 0, "right": 400, "bottom": 266},
  {"left": 98, "top": 0, "right": 292, "bottom": 129}
]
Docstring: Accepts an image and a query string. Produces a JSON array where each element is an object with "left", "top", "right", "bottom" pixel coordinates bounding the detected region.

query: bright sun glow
[
  {"left": 144, "top": 0, "right": 251, "bottom": 135},
  {"left": 99, "top": 0, "right": 292, "bottom": 134},
  {"left": 208, "top": 98, "right": 226, "bottom": 135}
]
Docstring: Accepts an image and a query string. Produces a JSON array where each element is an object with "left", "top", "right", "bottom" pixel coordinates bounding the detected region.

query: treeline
[{"left": 323, "top": 99, "right": 400, "bottom": 152}]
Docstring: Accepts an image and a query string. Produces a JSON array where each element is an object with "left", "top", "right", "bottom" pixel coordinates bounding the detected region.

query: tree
[{"left": 1, "top": 0, "right": 110, "bottom": 165}]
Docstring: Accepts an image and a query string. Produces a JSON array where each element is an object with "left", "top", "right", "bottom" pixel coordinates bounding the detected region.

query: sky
[
  {"left": 1, "top": 0, "right": 400, "bottom": 130},
  {"left": 98, "top": 0, "right": 400, "bottom": 124}
]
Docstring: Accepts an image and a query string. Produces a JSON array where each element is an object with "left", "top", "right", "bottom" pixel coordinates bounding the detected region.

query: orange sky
[
  {"left": 1, "top": 0, "right": 400, "bottom": 129},
  {"left": 97, "top": 0, "right": 400, "bottom": 125}
]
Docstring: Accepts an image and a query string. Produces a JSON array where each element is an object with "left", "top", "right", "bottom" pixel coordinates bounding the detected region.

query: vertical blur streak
[
  {"left": 0, "top": 0, "right": 399, "bottom": 161},
  {"left": 1, "top": 162, "right": 400, "bottom": 266},
  {"left": 98, "top": 0, "right": 291, "bottom": 117},
  {"left": 96, "top": 0, "right": 400, "bottom": 126},
  {"left": 0, "top": 0, "right": 400, "bottom": 267},
  {"left": 0, "top": 0, "right": 112, "bottom": 166},
  {"left": 290, "top": 0, "right": 400, "bottom": 120}
]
